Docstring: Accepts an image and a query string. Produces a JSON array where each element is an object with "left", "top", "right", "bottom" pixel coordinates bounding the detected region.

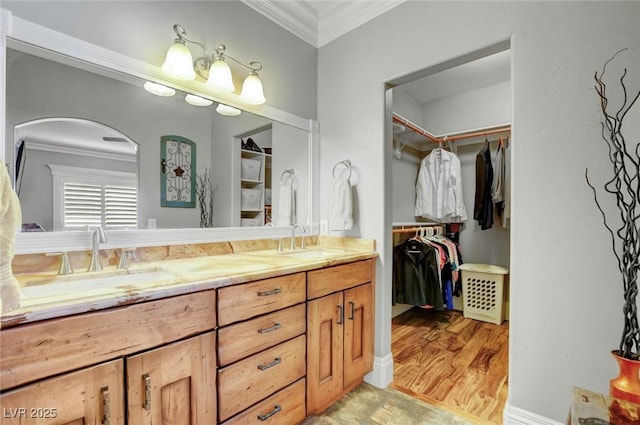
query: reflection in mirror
[
  {"left": 15, "top": 118, "right": 139, "bottom": 232},
  {"left": 6, "top": 44, "right": 311, "bottom": 231}
]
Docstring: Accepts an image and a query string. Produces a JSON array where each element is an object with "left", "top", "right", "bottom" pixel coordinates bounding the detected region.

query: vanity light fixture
[
  {"left": 216, "top": 103, "right": 242, "bottom": 116},
  {"left": 185, "top": 94, "right": 213, "bottom": 107},
  {"left": 161, "top": 24, "right": 266, "bottom": 105},
  {"left": 143, "top": 81, "right": 176, "bottom": 97}
]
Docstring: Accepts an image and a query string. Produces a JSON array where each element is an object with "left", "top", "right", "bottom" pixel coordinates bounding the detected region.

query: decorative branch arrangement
[
  {"left": 585, "top": 49, "right": 640, "bottom": 360},
  {"left": 196, "top": 168, "right": 218, "bottom": 228}
]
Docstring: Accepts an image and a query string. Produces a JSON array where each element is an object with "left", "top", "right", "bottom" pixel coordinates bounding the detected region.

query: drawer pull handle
[
  {"left": 258, "top": 322, "right": 282, "bottom": 334},
  {"left": 257, "top": 357, "right": 282, "bottom": 371},
  {"left": 101, "top": 386, "right": 110, "bottom": 425},
  {"left": 349, "top": 301, "right": 355, "bottom": 320},
  {"left": 257, "top": 287, "right": 282, "bottom": 297},
  {"left": 257, "top": 404, "right": 282, "bottom": 421},
  {"left": 337, "top": 304, "right": 344, "bottom": 325},
  {"left": 143, "top": 373, "right": 151, "bottom": 411}
]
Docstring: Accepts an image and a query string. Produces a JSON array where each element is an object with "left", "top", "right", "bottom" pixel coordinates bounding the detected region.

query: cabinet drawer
[
  {"left": 307, "top": 259, "right": 372, "bottom": 299},
  {"left": 218, "top": 335, "right": 306, "bottom": 422},
  {"left": 221, "top": 378, "right": 306, "bottom": 425},
  {"left": 218, "top": 273, "right": 306, "bottom": 326},
  {"left": 1, "top": 290, "right": 216, "bottom": 391},
  {"left": 218, "top": 304, "right": 306, "bottom": 366}
]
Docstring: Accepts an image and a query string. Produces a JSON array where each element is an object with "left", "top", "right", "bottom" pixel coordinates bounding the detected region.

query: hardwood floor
[{"left": 391, "top": 308, "right": 509, "bottom": 424}]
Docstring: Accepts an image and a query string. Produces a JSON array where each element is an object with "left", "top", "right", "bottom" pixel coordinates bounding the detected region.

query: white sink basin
[{"left": 21, "top": 267, "right": 177, "bottom": 300}]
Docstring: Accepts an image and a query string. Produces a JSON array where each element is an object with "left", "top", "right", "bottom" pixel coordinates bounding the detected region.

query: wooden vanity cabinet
[
  {"left": 0, "top": 359, "right": 124, "bottom": 425},
  {"left": 306, "top": 260, "right": 374, "bottom": 415}
]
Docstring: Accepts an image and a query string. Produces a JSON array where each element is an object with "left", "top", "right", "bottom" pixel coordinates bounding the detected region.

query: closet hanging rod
[
  {"left": 392, "top": 225, "right": 444, "bottom": 234},
  {"left": 441, "top": 125, "right": 511, "bottom": 142}
]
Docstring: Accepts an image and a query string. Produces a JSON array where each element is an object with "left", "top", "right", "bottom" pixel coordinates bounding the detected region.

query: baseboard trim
[
  {"left": 503, "top": 401, "right": 564, "bottom": 425},
  {"left": 364, "top": 353, "right": 393, "bottom": 388}
]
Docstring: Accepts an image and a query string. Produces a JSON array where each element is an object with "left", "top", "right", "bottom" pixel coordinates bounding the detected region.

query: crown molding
[
  {"left": 317, "top": 1, "right": 405, "bottom": 47},
  {"left": 241, "top": 0, "right": 319, "bottom": 47},
  {"left": 241, "top": 0, "right": 405, "bottom": 48}
]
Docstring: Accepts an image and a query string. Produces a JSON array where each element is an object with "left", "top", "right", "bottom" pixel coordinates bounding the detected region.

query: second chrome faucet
[
  {"left": 87, "top": 226, "right": 107, "bottom": 272},
  {"left": 290, "top": 223, "right": 306, "bottom": 250}
]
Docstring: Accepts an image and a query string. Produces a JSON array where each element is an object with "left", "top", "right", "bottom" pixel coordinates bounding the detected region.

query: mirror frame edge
[{"left": 1, "top": 8, "right": 319, "bottom": 255}]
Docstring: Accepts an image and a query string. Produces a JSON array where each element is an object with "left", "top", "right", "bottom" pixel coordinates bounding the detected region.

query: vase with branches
[
  {"left": 196, "top": 168, "right": 218, "bottom": 228},
  {"left": 585, "top": 49, "right": 640, "bottom": 402}
]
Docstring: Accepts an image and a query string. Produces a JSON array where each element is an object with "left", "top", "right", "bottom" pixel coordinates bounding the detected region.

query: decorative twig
[
  {"left": 588, "top": 48, "right": 640, "bottom": 359},
  {"left": 196, "top": 168, "right": 218, "bottom": 228}
]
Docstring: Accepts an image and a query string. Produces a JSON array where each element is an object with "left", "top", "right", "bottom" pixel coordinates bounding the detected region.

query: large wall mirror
[{"left": 2, "top": 13, "right": 317, "bottom": 253}]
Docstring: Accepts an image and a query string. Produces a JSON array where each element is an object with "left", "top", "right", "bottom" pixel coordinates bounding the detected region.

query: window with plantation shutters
[{"left": 49, "top": 164, "right": 138, "bottom": 231}]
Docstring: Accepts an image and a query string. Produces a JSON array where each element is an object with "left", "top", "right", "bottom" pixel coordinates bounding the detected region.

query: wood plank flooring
[{"left": 391, "top": 308, "right": 509, "bottom": 424}]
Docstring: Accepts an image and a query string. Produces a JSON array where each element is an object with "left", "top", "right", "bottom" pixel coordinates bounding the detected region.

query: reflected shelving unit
[{"left": 240, "top": 148, "right": 272, "bottom": 226}]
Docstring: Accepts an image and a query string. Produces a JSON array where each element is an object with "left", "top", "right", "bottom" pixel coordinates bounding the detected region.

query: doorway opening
[{"left": 385, "top": 42, "right": 512, "bottom": 424}]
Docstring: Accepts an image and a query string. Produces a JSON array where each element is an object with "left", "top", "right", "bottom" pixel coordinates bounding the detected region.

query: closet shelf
[{"left": 392, "top": 112, "right": 511, "bottom": 146}]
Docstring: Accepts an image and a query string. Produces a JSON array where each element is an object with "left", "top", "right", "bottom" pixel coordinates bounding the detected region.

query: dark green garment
[{"left": 393, "top": 239, "right": 443, "bottom": 310}]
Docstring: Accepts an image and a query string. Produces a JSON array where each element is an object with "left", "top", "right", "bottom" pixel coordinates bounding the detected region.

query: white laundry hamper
[{"left": 459, "top": 263, "right": 509, "bottom": 325}]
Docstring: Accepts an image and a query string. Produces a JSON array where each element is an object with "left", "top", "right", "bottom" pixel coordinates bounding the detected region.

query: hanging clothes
[
  {"left": 392, "top": 237, "right": 443, "bottom": 310},
  {"left": 492, "top": 138, "right": 506, "bottom": 218},
  {"left": 502, "top": 139, "right": 512, "bottom": 228},
  {"left": 415, "top": 149, "right": 467, "bottom": 222},
  {"left": 473, "top": 141, "right": 494, "bottom": 230}
]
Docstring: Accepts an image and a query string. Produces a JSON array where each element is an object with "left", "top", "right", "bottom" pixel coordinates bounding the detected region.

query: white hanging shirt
[{"left": 415, "top": 149, "right": 467, "bottom": 222}]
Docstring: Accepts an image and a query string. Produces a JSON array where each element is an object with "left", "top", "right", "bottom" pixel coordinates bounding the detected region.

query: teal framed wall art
[{"left": 160, "top": 135, "right": 196, "bottom": 208}]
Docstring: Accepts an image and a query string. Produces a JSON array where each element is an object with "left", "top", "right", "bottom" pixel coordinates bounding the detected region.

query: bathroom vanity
[{"left": 0, "top": 237, "right": 376, "bottom": 425}]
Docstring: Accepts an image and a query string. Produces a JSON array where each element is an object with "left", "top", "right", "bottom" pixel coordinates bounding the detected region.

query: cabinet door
[
  {"left": 344, "top": 283, "right": 374, "bottom": 388},
  {"left": 0, "top": 359, "right": 124, "bottom": 425},
  {"left": 306, "top": 292, "right": 343, "bottom": 415},
  {"left": 127, "top": 332, "right": 216, "bottom": 425}
]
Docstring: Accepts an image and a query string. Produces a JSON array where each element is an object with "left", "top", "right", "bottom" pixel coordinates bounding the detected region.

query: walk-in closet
[{"left": 388, "top": 48, "right": 512, "bottom": 424}]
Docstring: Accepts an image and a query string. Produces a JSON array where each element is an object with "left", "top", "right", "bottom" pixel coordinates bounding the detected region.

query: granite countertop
[{"left": 1, "top": 237, "right": 377, "bottom": 328}]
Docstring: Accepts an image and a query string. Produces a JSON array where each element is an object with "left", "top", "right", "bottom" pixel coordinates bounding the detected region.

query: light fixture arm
[
  {"left": 171, "top": 24, "right": 211, "bottom": 59},
  {"left": 171, "top": 24, "right": 262, "bottom": 80}
]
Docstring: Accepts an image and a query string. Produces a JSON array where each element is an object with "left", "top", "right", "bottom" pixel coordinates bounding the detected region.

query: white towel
[
  {"left": 276, "top": 180, "right": 295, "bottom": 226},
  {"left": 0, "top": 163, "right": 23, "bottom": 314},
  {"left": 329, "top": 178, "right": 353, "bottom": 231}
]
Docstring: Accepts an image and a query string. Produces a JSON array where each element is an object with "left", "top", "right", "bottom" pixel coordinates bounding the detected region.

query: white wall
[{"left": 318, "top": 1, "right": 640, "bottom": 422}]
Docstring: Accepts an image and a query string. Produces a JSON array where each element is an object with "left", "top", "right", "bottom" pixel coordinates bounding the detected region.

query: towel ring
[
  {"left": 280, "top": 168, "right": 295, "bottom": 184},
  {"left": 332, "top": 159, "right": 352, "bottom": 180}
]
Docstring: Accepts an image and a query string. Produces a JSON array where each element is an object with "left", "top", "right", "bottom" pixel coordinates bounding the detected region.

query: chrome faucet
[
  {"left": 290, "top": 223, "right": 306, "bottom": 250},
  {"left": 87, "top": 226, "right": 107, "bottom": 272}
]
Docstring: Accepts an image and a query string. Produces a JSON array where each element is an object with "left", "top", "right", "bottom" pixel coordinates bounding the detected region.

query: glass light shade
[
  {"left": 240, "top": 73, "right": 266, "bottom": 105},
  {"left": 185, "top": 94, "right": 213, "bottom": 107},
  {"left": 161, "top": 41, "right": 196, "bottom": 80},
  {"left": 143, "top": 81, "right": 176, "bottom": 97},
  {"left": 206, "top": 59, "right": 235, "bottom": 92},
  {"left": 216, "top": 104, "right": 241, "bottom": 116}
]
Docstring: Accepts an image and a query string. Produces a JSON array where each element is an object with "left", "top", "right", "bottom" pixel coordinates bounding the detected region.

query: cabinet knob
[
  {"left": 257, "top": 404, "right": 282, "bottom": 421},
  {"left": 143, "top": 373, "right": 151, "bottom": 411},
  {"left": 257, "top": 287, "right": 282, "bottom": 297},
  {"left": 101, "top": 386, "right": 110, "bottom": 425},
  {"left": 257, "top": 322, "right": 282, "bottom": 334},
  {"left": 257, "top": 357, "right": 282, "bottom": 371}
]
